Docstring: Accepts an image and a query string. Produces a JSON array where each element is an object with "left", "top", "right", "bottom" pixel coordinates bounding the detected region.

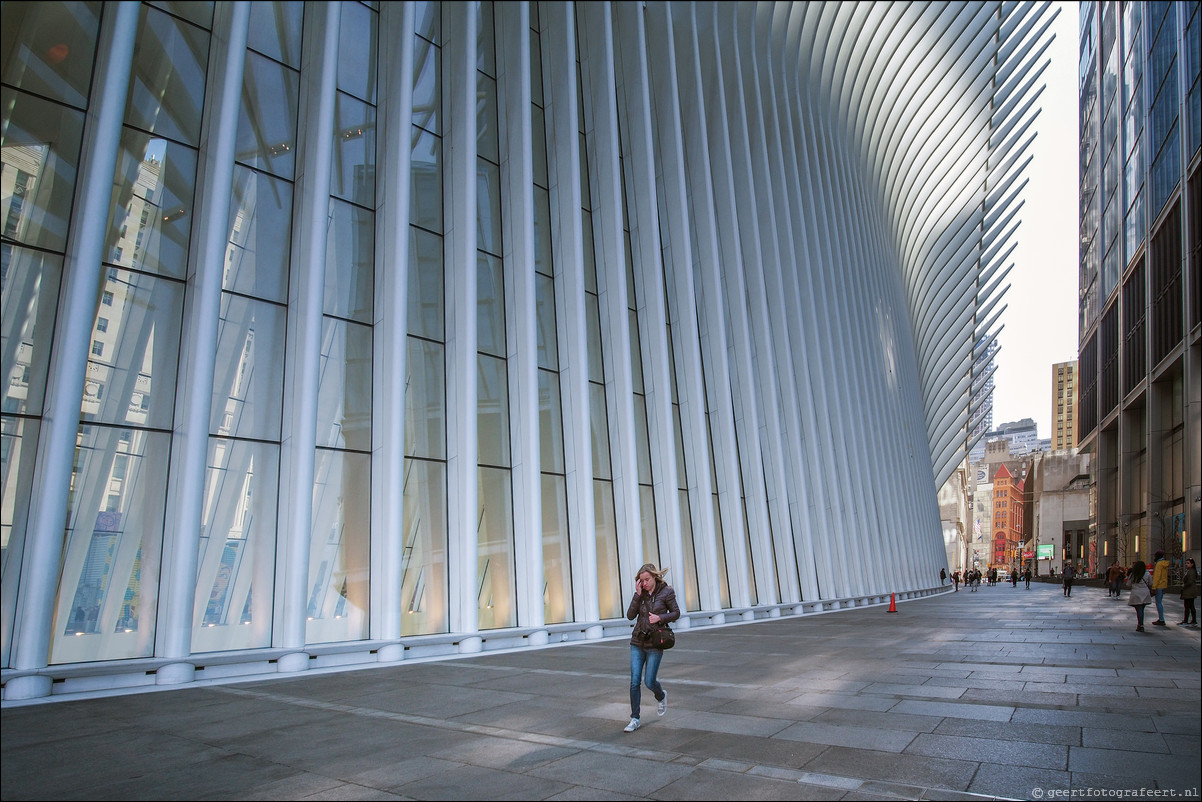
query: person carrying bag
[{"left": 623, "top": 563, "right": 679, "bottom": 732}]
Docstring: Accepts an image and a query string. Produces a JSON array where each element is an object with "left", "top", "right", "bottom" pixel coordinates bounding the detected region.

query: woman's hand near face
[{"left": 648, "top": 613, "right": 661, "bottom": 623}]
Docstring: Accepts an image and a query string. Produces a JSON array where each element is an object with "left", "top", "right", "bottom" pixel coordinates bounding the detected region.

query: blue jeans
[
  {"left": 630, "top": 644, "right": 664, "bottom": 719},
  {"left": 1155, "top": 589, "right": 1165, "bottom": 621}
]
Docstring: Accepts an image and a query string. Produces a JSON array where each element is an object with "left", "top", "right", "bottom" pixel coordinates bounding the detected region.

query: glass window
[
  {"left": 246, "top": 0, "right": 303, "bottom": 67},
  {"left": 324, "top": 198, "right": 374, "bottom": 323},
  {"left": 533, "top": 186, "right": 552, "bottom": 277},
  {"left": 224, "top": 165, "right": 292, "bottom": 303},
  {"left": 81, "top": 269, "right": 184, "bottom": 430},
  {"left": 477, "top": 254, "right": 505, "bottom": 358},
  {"left": 306, "top": 448, "right": 370, "bottom": 644},
  {"left": 407, "top": 227, "right": 444, "bottom": 340},
  {"left": 315, "top": 318, "right": 372, "bottom": 451},
  {"left": 541, "top": 474, "right": 572, "bottom": 623},
  {"left": 531, "top": 105, "right": 548, "bottom": 189},
  {"left": 0, "top": 1, "right": 101, "bottom": 109},
  {"left": 331, "top": 92, "right": 376, "bottom": 207},
  {"left": 477, "top": 353, "right": 510, "bottom": 467},
  {"left": 192, "top": 437, "right": 279, "bottom": 652},
  {"left": 1, "top": 87, "right": 87, "bottom": 252},
  {"left": 538, "top": 370, "right": 564, "bottom": 473},
  {"left": 476, "top": 466, "right": 515, "bottom": 629},
  {"left": 535, "top": 273, "right": 559, "bottom": 369},
  {"left": 125, "top": 4, "right": 209, "bottom": 147},
  {"left": 529, "top": 27, "right": 544, "bottom": 106},
  {"left": 411, "top": 127, "right": 442, "bottom": 232},
  {"left": 337, "top": 0, "right": 377, "bottom": 104},
  {"left": 404, "top": 337, "right": 446, "bottom": 459},
  {"left": 107, "top": 129, "right": 199, "bottom": 280},
  {"left": 476, "top": 159, "right": 502, "bottom": 257},
  {"left": 401, "top": 457, "right": 448, "bottom": 634},
  {"left": 1, "top": 245, "right": 63, "bottom": 416},
  {"left": 477, "top": 75, "right": 498, "bottom": 164},
  {"left": 476, "top": 0, "right": 495, "bottom": 77},
  {"left": 236, "top": 50, "right": 299, "bottom": 180},
  {"left": 593, "top": 479, "right": 620, "bottom": 619},
  {"left": 412, "top": 34, "right": 441, "bottom": 135},
  {"left": 590, "top": 381, "right": 611, "bottom": 479},
  {"left": 50, "top": 425, "right": 170, "bottom": 663},
  {"left": 210, "top": 293, "right": 286, "bottom": 440},
  {"left": 414, "top": 0, "right": 439, "bottom": 45}
]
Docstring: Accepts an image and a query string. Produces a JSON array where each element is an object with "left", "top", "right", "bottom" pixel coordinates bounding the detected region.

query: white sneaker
[
  {"left": 657, "top": 691, "right": 667, "bottom": 717},
  {"left": 623, "top": 717, "right": 640, "bottom": 732}
]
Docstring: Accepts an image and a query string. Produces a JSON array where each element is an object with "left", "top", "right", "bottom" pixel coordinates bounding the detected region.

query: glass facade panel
[
  {"left": 236, "top": 50, "right": 299, "bottom": 180},
  {"left": 81, "top": 269, "right": 184, "bottom": 431},
  {"left": 401, "top": 457, "right": 448, "bottom": 634},
  {"left": 315, "top": 317, "right": 372, "bottom": 451},
  {"left": 477, "top": 254, "right": 505, "bottom": 358},
  {"left": 337, "top": 0, "right": 377, "bottom": 104},
  {"left": 1, "top": 416, "right": 40, "bottom": 659},
  {"left": 405, "top": 337, "right": 446, "bottom": 459},
  {"left": 476, "top": 466, "right": 515, "bottom": 629},
  {"left": 1, "top": 246, "right": 63, "bottom": 416},
  {"left": 411, "top": 127, "right": 442, "bottom": 231},
  {"left": 412, "top": 34, "right": 441, "bottom": 135},
  {"left": 594, "top": 479, "right": 620, "bottom": 619},
  {"left": 538, "top": 370, "right": 564, "bottom": 473},
  {"left": 535, "top": 272, "right": 558, "bottom": 369},
  {"left": 192, "top": 436, "right": 278, "bottom": 652},
  {"left": 590, "top": 381, "right": 611, "bottom": 479},
  {"left": 331, "top": 92, "right": 376, "bottom": 207},
  {"left": 125, "top": 4, "right": 209, "bottom": 147},
  {"left": 1, "top": 87, "right": 87, "bottom": 253},
  {"left": 0, "top": 1, "right": 100, "bottom": 108},
  {"left": 408, "top": 227, "right": 445, "bottom": 340},
  {"left": 224, "top": 165, "right": 292, "bottom": 303},
  {"left": 324, "top": 198, "right": 374, "bottom": 323},
  {"left": 246, "top": 0, "right": 302, "bottom": 67},
  {"left": 210, "top": 293, "right": 286, "bottom": 440},
  {"left": 476, "top": 160, "right": 502, "bottom": 257},
  {"left": 107, "top": 129, "right": 198, "bottom": 280},
  {"left": 541, "top": 474, "right": 572, "bottom": 624},
  {"left": 476, "top": 75, "right": 499, "bottom": 164},
  {"left": 306, "top": 448, "right": 370, "bottom": 644},
  {"left": 51, "top": 425, "right": 170, "bottom": 663},
  {"left": 477, "top": 353, "right": 510, "bottom": 467}
]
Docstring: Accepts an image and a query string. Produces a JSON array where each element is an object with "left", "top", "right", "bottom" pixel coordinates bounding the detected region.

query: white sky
[{"left": 991, "top": 2, "right": 1080, "bottom": 437}]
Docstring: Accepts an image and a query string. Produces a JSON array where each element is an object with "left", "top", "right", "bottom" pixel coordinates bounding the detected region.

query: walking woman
[
  {"left": 1127, "top": 560, "right": 1153, "bottom": 632},
  {"left": 624, "top": 563, "right": 679, "bottom": 732},
  {"left": 1179, "top": 558, "right": 1198, "bottom": 626}
]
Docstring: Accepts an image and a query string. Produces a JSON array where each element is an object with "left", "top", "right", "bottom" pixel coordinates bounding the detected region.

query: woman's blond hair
[{"left": 634, "top": 563, "right": 669, "bottom": 582}]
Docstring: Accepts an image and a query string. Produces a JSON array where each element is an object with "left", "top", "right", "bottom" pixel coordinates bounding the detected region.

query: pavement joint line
[{"left": 210, "top": 684, "right": 1006, "bottom": 800}]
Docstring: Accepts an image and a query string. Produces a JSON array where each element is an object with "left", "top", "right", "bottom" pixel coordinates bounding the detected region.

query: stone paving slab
[{"left": 3, "top": 582, "right": 1199, "bottom": 801}]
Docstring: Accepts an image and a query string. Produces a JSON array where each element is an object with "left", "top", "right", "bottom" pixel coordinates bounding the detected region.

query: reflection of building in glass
[{"left": 3, "top": 2, "right": 1056, "bottom": 701}]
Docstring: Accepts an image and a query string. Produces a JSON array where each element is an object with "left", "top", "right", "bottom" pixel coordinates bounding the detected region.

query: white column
[
  {"left": 371, "top": 1, "right": 414, "bottom": 657},
  {"left": 4, "top": 3, "right": 139, "bottom": 700},
  {"left": 610, "top": 3, "right": 686, "bottom": 601},
  {"left": 495, "top": 1, "right": 544, "bottom": 631},
  {"left": 642, "top": 2, "right": 723, "bottom": 612},
  {"left": 157, "top": 1, "right": 250, "bottom": 683},
  {"left": 442, "top": 2, "right": 480, "bottom": 643},
  {"left": 275, "top": 1, "right": 340, "bottom": 670},
  {"left": 576, "top": 2, "right": 642, "bottom": 586},
  {"left": 541, "top": 2, "right": 600, "bottom": 626}
]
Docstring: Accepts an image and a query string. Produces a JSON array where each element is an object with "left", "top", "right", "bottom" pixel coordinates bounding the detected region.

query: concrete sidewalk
[{"left": 2, "top": 582, "right": 1199, "bottom": 801}]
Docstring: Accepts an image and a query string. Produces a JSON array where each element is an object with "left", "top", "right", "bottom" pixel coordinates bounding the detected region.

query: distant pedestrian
[
  {"left": 1178, "top": 558, "right": 1198, "bottom": 626},
  {"left": 1010, "top": 570, "right": 1018, "bottom": 588},
  {"left": 1023, "top": 567, "right": 1031, "bottom": 589},
  {"left": 940, "top": 568, "right": 947, "bottom": 586},
  {"left": 1151, "top": 551, "right": 1169, "bottom": 626},
  {"left": 1127, "top": 560, "right": 1153, "bottom": 632},
  {"left": 624, "top": 563, "right": 678, "bottom": 732},
  {"left": 1106, "top": 561, "right": 1125, "bottom": 598},
  {"left": 952, "top": 570, "right": 960, "bottom": 592},
  {"left": 1062, "top": 562, "right": 1076, "bottom": 597}
]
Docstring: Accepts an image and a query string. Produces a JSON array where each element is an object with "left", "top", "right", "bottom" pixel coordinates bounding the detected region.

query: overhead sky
[{"left": 991, "top": 1, "right": 1081, "bottom": 438}]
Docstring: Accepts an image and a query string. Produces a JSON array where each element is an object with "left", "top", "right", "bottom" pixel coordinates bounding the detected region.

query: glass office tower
[
  {"left": 1076, "top": 2, "right": 1200, "bottom": 577},
  {"left": 1, "top": 1, "right": 1052, "bottom": 700}
]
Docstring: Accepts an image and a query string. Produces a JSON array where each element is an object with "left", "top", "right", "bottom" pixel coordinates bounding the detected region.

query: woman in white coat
[{"left": 1126, "top": 560, "right": 1153, "bottom": 632}]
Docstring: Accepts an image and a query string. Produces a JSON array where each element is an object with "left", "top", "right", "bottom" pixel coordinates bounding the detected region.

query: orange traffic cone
[{"left": 886, "top": 593, "right": 897, "bottom": 613}]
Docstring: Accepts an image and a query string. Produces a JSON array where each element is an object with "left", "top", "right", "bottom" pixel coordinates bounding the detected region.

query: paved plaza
[{"left": 2, "top": 580, "right": 1199, "bottom": 801}]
